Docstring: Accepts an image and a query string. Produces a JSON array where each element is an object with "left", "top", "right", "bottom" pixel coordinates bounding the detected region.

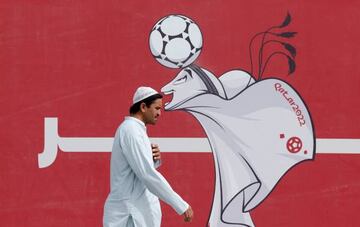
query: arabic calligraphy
[{"left": 38, "top": 118, "right": 360, "bottom": 168}]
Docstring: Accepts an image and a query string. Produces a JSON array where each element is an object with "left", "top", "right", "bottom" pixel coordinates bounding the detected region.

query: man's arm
[
  {"left": 121, "top": 133, "right": 190, "bottom": 216},
  {"left": 151, "top": 143, "right": 193, "bottom": 222}
]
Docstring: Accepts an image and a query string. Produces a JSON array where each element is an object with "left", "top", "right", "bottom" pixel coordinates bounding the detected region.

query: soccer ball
[
  {"left": 149, "top": 15, "right": 203, "bottom": 69},
  {"left": 286, "top": 137, "right": 302, "bottom": 153}
]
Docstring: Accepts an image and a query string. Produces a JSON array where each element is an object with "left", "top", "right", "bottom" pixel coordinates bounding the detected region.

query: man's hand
[
  {"left": 182, "top": 206, "right": 194, "bottom": 222},
  {"left": 151, "top": 144, "right": 161, "bottom": 161}
]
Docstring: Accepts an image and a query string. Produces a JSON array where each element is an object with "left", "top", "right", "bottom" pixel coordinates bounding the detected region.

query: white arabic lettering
[{"left": 38, "top": 118, "right": 359, "bottom": 168}]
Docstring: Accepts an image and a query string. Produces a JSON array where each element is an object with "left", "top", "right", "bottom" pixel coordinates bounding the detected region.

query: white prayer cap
[{"left": 132, "top": 86, "right": 159, "bottom": 104}]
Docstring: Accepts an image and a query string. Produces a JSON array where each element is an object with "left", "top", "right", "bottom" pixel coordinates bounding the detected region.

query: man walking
[{"left": 103, "top": 86, "right": 193, "bottom": 227}]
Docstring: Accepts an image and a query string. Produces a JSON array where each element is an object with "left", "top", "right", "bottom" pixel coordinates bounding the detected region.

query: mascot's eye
[{"left": 174, "top": 75, "right": 188, "bottom": 85}]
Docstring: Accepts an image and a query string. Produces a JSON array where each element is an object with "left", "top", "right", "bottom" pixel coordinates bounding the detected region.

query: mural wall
[{"left": 1, "top": 1, "right": 359, "bottom": 226}]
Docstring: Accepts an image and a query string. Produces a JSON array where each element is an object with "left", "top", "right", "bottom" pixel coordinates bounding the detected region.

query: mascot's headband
[{"left": 189, "top": 65, "right": 219, "bottom": 96}]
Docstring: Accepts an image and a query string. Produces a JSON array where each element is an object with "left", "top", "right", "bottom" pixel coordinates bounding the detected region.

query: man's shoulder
[
  {"left": 118, "top": 118, "right": 142, "bottom": 134},
  {"left": 117, "top": 120, "right": 145, "bottom": 145},
  {"left": 119, "top": 118, "right": 134, "bottom": 127}
]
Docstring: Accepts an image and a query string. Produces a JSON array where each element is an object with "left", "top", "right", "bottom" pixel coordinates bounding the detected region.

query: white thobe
[{"left": 103, "top": 117, "right": 188, "bottom": 227}]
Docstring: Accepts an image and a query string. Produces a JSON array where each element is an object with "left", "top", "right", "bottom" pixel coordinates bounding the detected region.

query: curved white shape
[{"left": 38, "top": 118, "right": 59, "bottom": 168}]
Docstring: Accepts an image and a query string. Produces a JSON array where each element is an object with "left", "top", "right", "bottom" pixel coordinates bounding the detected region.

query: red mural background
[{"left": 1, "top": 0, "right": 359, "bottom": 226}]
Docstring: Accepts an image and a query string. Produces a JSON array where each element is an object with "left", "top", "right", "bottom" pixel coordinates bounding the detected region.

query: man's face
[{"left": 143, "top": 98, "right": 162, "bottom": 125}]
